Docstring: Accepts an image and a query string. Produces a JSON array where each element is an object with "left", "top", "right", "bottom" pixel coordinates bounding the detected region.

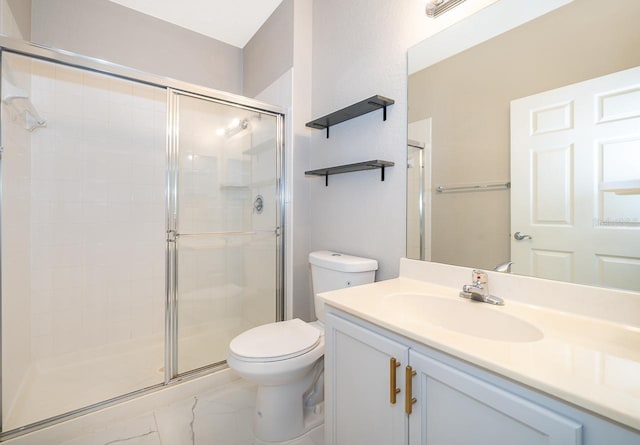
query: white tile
[
  {"left": 83, "top": 71, "right": 110, "bottom": 95},
  {"left": 83, "top": 116, "right": 109, "bottom": 140},
  {"left": 30, "top": 333, "right": 53, "bottom": 360},
  {"left": 108, "top": 77, "right": 135, "bottom": 105},
  {"left": 55, "top": 92, "right": 84, "bottom": 119}
]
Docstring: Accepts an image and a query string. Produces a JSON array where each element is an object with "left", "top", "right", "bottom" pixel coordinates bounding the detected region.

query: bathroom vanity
[{"left": 321, "top": 259, "right": 640, "bottom": 445}]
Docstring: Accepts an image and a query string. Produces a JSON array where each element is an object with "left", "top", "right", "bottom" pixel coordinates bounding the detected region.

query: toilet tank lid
[{"left": 309, "top": 250, "right": 378, "bottom": 273}]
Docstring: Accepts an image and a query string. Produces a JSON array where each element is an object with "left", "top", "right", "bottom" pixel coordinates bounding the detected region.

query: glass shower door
[
  {"left": 170, "top": 92, "right": 282, "bottom": 374},
  {"left": 0, "top": 52, "right": 167, "bottom": 431}
]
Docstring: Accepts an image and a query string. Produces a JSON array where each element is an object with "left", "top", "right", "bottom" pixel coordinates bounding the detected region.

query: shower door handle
[{"left": 174, "top": 231, "right": 253, "bottom": 238}]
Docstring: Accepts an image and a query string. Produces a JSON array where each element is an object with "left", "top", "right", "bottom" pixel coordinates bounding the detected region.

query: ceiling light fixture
[{"left": 426, "top": 0, "right": 467, "bottom": 18}]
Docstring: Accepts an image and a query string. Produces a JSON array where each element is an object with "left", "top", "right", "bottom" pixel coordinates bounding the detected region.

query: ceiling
[{"left": 108, "top": 0, "right": 284, "bottom": 48}]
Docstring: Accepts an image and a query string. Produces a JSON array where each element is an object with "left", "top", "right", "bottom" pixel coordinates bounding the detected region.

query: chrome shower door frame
[{"left": 0, "top": 36, "right": 285, "bottom": 440}]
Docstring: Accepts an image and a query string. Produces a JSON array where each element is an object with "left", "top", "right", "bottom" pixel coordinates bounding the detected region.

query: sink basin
[{"left": 382, "top": 293, "right": 543, "bottom": 343}]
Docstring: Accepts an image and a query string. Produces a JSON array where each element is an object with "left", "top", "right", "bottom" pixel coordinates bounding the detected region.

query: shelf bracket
[
  {"left": 326, "top": 125, "right": 330, "bottom": 139},
  {"left": 383, "top": 104, "right": 387, "bottom": 121},
  {"left": 325, "top": 173, "right": 329, "bottom": 187},
  {"left": 381, "top": 166, "right": 385, "bottom": 181}
]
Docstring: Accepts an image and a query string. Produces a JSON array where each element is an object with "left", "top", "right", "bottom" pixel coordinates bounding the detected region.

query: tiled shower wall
[{"left": 27, "top": 56, "right": 167, "bottom": 361}]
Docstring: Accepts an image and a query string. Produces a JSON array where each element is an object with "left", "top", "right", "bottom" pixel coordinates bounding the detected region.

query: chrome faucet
[
  {"left": 493, "top": 261, "right": 513, "bottom": 273},
  {"left": 460, "top": 269, "right": 504, "bottom": 305}
]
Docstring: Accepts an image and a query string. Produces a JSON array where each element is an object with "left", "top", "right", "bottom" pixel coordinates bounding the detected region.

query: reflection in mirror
[{"left": 407, "top": 0, "right": 640, "bottom": 292}]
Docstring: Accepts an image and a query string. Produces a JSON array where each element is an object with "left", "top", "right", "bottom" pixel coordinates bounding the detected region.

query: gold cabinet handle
[
  {"left": 405, "top": 365, "right": 417, "bottom": 415},
  {"left": 389, "top": 357, "right": 401, "bottom": 404}
]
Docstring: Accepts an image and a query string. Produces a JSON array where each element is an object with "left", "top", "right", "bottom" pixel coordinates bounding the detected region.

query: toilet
[{"left": 227, "top": 250, "right": 378, "bottom": 443}]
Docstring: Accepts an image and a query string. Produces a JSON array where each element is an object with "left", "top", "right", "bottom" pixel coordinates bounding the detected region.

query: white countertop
[{"left": 319, "top": 276, "right": 640, "bottom": 431}]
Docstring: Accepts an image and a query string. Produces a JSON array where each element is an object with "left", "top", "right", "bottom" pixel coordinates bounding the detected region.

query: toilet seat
[{"left": 229, "top": 318, "right": 321, "bottom": 362}]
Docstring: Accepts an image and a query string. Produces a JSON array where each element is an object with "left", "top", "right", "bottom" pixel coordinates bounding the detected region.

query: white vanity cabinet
[
  {"left": 325, "top": 309, "right": 639, "bottom": 445},
  {"left": 407, "top": 350, "right": 581, "bottom": 445},
  {"left": 324, "top": 311, "right": 409, "bottom": 444}
]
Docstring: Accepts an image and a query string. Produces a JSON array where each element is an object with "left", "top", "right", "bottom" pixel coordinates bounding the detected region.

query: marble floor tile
[
  {"left": 21, "top": 377, "right": 323, "bottom": 445},
  {"left": 253, "top": 425, "right": 325, "bottom": 445},
  {"left": 154, "top": 379, "right": 257, "bottom": 445},
  {"left": 302, "top": 425, "right": 325, "bottom": 445},
  {"left": 57, "top": 413, "right": 161, "bottom": 445}
]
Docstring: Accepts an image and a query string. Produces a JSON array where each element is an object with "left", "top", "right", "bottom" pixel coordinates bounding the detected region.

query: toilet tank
[{"left": 309, "top": 250, "right": 378, "bottom": 322}]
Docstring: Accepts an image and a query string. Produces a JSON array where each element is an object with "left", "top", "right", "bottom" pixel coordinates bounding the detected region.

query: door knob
[
  {"left": 253, "top": 195, "right": 264, "bottom": 214},
  {"left": 514, "top": 232, "right": 532, "bottom": 241}
]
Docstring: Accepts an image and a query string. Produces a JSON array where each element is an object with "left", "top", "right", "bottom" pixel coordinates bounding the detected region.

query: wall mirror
[{"left": 407, "top": 0, "right": 640, "bottom": 292}]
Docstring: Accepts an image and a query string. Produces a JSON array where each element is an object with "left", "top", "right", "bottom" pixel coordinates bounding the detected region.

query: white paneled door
[{"left": 510, "top": 66, "right": 640, "bottom": 291}]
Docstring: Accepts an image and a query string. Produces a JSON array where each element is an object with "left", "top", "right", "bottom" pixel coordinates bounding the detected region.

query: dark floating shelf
[
  {"left": 305, "top": 160, "right": 394, "bottom": 186},
  {"left": 305, "top": 95, "right": 394, "bottom": 138}
]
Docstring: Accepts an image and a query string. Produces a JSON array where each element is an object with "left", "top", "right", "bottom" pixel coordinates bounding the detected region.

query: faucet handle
[
  {"left": 471, "top": 269, "right": 487, "bottom": 286},
  {"left": 461, "top": 269, "right": 504, "bottom": 305}
]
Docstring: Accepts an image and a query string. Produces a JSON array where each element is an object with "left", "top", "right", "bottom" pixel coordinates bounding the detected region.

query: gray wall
[
  {"left": 31, "top": 0, "right": 242, "bottom": 94},
  {"left": 245, "top": 0, "right": 313, "bottom": 320},
  {"left": 2, "top": 0, "right": 31, "bottom": 39},
  {"left": 243, "top": 0, "right": 294, "bottom": 98},
  {"left": 307, "top": 0, "right": 508, "bottom": 281},
  {"left": 308, "top": 0, "right": 415, "bottom": 281},
  {"left": 287, "top": 0, "right": 313, "bottom": 320}
]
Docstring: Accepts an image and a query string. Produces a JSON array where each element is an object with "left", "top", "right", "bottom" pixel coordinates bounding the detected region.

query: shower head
[
  {"left": 2, "top": 77, "right": 47, "bottom": 131},
  {"left": 217, "top": 117, "right": 250, "bottom": 137},
  {"left": 225, "top": 118, "right": 249, "bottom": 137},
  {"left": 426, "top": 0, "right": 466, "bottom": 18}
]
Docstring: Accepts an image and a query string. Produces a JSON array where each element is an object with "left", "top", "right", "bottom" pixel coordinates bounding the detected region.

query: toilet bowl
[
  {"left": 227, "top": 251, "right": 378, "bottom": 443},
  {"left": 228, "top": 319, "right": 325, "bottom": 443}
]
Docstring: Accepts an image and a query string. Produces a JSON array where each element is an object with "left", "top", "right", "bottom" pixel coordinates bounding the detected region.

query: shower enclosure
[{"left": 0, "top": 38, "right": 284, "bottom": 438}]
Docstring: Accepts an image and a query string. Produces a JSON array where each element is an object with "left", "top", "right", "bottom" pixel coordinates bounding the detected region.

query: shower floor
[{"left": 3, "top": 317, "right": 253, "bottom": 431}]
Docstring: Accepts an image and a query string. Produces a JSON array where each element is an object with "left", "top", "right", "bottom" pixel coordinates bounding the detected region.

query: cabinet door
[
  {"left": 325, "top": 312, "right": 409, "bottom": 445},
  {"left": 408, "top": 351, "right": 582, "bottom": 445}
]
